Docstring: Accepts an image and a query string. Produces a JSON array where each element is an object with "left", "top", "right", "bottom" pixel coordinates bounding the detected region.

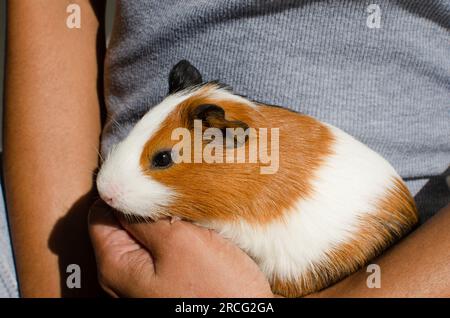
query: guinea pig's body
[{"left": 97, "top": 61, "right": 418, "bottom": 297}]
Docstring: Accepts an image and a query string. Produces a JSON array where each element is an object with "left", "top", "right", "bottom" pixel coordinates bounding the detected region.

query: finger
[
  {"left": 119, "top": 217, "right": 209, "bottom": 259},
  {"left": 88, "top": 200, "right": 138, "bottom": 256},
  {"left": 118, "top": 217, "right": 173, "bottom": 257},
  {"left": 88, "top": 200, "right": 156, "bottom": 296}
]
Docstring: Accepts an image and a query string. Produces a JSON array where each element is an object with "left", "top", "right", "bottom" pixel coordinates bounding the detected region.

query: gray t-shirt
[{"left": 102, "top": 0, "right": 450, "bottom": 222}]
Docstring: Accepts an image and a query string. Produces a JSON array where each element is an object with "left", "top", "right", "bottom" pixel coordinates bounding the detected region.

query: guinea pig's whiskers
[
  {"left": 111, "top": 118, "right": 123, "bottom": 131},
  {"left": 104, "top": 112, "right": 125, "bottom": 133},
  {"left": 93, "top": 146, "right": 105, "bottom": 163},
  {"left": 123, "top": 213, "right": 133, "bottom": 223},
  {"left": 123, "top": 213, "right": 149, "bottom": 224}
]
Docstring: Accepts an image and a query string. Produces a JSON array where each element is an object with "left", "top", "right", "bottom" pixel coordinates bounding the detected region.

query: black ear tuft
[
  {"left": 190, "top": 104, "right": 225, "bottom": 124},
  {"left": 190, "top": 104, "right": 249, "bottom": 148},
  {"left": 168, "top": 60, "right": 203, "bottom": 94}
]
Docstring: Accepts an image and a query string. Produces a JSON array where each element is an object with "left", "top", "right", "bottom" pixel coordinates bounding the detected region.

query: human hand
[{"left": 88, "top": 200, "right": 274, "bottom": 297}]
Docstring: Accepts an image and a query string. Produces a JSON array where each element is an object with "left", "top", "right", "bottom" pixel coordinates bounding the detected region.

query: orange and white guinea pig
[{"left": 97, "top": 60, "right": 418, "bottom": 297}]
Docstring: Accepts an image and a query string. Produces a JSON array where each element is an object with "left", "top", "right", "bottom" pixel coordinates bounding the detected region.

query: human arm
[{"left": 3, "top": 0, "right": 106, "bottom": 297}]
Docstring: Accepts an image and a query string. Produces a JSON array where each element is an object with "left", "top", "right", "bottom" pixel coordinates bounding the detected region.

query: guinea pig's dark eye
[{"left": 151, "top": 150, "right": 173, "bottom": 169}]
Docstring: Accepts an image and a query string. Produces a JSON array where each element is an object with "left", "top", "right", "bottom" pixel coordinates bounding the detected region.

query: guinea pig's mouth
[
  {"left": 99, "top": 197, "right": 156, "bottom": 223},
  {"left": 98, "top": 191, "right": 174, "bottom": 222}
]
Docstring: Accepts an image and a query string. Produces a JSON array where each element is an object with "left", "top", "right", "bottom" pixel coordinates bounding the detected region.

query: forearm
[
  {"left": 3, "top": 0, "right": 105, "bottom": 297},
  {"left": 311, "top": 204, "right": 450, "bottom": 297}
]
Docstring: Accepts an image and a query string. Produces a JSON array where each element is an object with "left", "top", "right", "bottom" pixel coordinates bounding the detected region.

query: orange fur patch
[{"left": 139, "top": 84, "right": 334, "bottom": 224}]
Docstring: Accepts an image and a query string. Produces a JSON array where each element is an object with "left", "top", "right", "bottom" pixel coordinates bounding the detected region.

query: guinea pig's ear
[
  {"left": 168, "top": 60, "right": 203, "bottom": 94},
  {"left": 190, "top": 104, "right": 249, "bottom": 148}
]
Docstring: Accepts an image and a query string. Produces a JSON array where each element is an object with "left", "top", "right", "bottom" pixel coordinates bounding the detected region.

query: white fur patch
[
  {"left": 203, "top": 124, "right": 399, "bottom": 281},
  {"left": 204, "top": 87, "right": 257, "bottom": 108}
]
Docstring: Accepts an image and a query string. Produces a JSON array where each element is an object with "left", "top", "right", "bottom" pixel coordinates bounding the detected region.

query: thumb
[{"left": 119, "top": 218, "right": 176, "bottom": 261}]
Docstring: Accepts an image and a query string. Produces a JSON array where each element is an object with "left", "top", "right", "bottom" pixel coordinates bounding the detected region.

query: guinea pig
[{"left": 97, "top": 60, "right": 418, "bottom": 297}]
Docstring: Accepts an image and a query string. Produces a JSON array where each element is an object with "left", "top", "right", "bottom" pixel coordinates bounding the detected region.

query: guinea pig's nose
[{"left": 99, "top": 184, "right": 122, "bottom": 207}]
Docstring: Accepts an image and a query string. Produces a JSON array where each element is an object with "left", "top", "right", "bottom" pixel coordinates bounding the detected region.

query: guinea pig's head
[{"left": 97, "top": 60, "right": 313, "bottom": 224}]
